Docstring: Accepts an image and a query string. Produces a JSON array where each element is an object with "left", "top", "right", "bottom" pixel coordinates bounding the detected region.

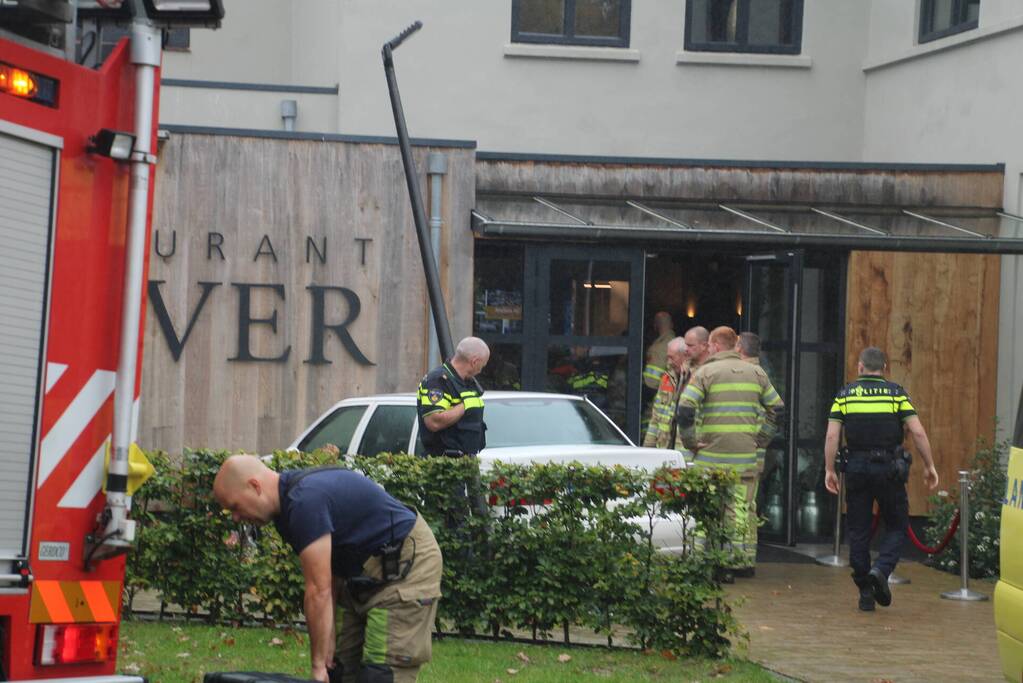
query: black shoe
[
  {"left": 868, "top": 567, "right": 892, "bottom": 607},
  {"left": 733, "top": 567, "right": 756, "bottom": 579},
  {"left": 858, "top": 587, "right": 876, "bottom": 611}
]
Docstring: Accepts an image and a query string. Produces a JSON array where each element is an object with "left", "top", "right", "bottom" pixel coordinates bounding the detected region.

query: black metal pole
[{"left": 382, "top": 21, "right": 455, "bottom": 361}]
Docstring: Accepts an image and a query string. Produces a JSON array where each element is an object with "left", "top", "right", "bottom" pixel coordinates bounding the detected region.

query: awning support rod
[
  {"left": 627, "top": 200, "right": 692, "bottom": 229},
  {"left": 719, "top": 204, "right": 789, "bottom": 233},
  {"left": 904, "top": 210, "right": 988, "bottom": 239},
  {"left": 811, "top": 207, "right": 888, "bottom": 236},
  {"left": 534, "top": 196, "right": 591, "bottom": 225}
]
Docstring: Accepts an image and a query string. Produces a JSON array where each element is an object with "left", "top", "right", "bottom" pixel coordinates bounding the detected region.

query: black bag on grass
[{"left": 203, "top": 674, "right": 316, "bottom": 683}]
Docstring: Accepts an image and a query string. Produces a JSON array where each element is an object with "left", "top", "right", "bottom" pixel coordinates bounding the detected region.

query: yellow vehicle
[{"left": 996, "top": 385, "right": 1023, "bottom": 681}]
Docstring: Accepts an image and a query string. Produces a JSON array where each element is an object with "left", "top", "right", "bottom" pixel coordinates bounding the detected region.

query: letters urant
[{"left": 152, "top": 230, "right": 372, "bottom": 265}]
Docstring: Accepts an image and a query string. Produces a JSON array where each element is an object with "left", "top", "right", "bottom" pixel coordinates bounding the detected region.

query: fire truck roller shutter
[{"left": 0, "top": 127, "right": 57, "bottom": 565}]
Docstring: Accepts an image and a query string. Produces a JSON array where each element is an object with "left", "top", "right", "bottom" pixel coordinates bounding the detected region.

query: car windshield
[{"left": 483, "top": 398, "right": 630, "bottom": 448}]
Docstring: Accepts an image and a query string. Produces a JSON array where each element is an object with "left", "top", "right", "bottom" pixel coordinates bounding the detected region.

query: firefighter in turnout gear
[
  {"left": 824, "top": 347, "right": 939, "bottom": 611},
  {"left": 642, "top": 311, "right": 676, "bottom": 433},
  {"left": 677, "top": 326, "right": 784, "bottom": 579},
  {"left": 213, "top": 456, "right": 443, "bottom": 683},
  {"left": 736, "top": 331, "right": 768, "bottom": 475},
  {"left": 643, "top": 311, "right": 675, "bottom": 391},
  {"left": 643, "top": 336, "right": 689, "bottom": 452}
]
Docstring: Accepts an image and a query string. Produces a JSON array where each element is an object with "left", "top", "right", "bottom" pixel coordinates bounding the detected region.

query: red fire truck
[{"left": 0, "top": 2, "right": 221, "bottom": 679}]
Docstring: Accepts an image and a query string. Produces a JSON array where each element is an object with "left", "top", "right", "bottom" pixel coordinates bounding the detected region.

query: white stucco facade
[{"left": 159, "top": 0, "right": 1023, "bottom": 440}]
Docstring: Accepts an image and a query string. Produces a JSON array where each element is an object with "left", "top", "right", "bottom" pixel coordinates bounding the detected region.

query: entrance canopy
[{"left": 472, "top": 195, "right": 1023, "bottom": 254}]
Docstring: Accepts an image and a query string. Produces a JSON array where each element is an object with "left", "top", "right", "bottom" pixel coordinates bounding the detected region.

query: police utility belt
[{"left": 838, "top": 446, "right": 912, "bottom": 482}]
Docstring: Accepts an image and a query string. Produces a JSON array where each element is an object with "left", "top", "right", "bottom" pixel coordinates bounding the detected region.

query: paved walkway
[{"left": 727, "top": 559, "right": 1001, "bottom": 683}]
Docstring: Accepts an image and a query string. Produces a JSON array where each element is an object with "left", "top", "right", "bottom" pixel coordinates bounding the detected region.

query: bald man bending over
[{"left": 213, "top": 455, "right": 442, "bottom": 683}]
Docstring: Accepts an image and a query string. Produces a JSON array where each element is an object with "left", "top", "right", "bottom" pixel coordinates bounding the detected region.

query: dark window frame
[
  {"left": 683, "top": 0, "right": 804, "bottom": 55},
  {"left": 511, "top": 0, "right": 632, "bottom": 48},
  {"left": 919, "top": 0, "right": 979, "bottom": 44}
]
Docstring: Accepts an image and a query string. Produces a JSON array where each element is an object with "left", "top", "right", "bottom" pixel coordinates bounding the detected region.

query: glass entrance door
[
  {"left": 744, "top": 252, "right": 802, "bottom": 544},
  {"left": 525, "top": 246, "right": 645, "bottom": 440},
  {"left": 744, "top": 250, "right": 845, "bottom": 545}
]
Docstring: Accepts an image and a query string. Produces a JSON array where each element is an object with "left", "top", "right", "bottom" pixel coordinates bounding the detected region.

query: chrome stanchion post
[
  {"left": 941, "top": 470, "right": 988, "bottom": 601},
  {"left": 817, "top": 472, "right": 848, "bottom": 567},
  {"left": 888, "top": 570, "right": 910, "bottom": 585}
]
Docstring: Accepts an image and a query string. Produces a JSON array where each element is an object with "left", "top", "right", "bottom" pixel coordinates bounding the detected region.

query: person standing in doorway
[
  {"left": 642, "top": 312, "right": 676, "bottom": 432},
  {"left": 682, "top": 325, "right": 711, "bottom": 371},
  {"left": 736, "top": 332, "right": 768, "bottom": 475},
  {"left": 643, "top": 311, "right": 676, "bottom": 393},
  {"left": 643, "top": 336, "right": 688, "bottom": 450},
  {"left": 824, "top": 347, "right": 939, "bottom": 611},
  {"left": 677, "top": 326, "right": 784, "bottom": 580}
]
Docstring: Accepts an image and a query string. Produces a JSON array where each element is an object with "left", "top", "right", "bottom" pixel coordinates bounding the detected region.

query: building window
[
  {"left": 684, "top": 0, "right": 803, "bottom": 54},
  {"left": 511, "top": 0, "right": 631, "bottom": 48},
  {"left": 919, "top": 0, "right": 979, "bottom": 43}
]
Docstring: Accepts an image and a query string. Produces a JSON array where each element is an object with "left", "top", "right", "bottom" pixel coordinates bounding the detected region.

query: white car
[{"left": 289, "top": 391, "right": 690, "bottom": 552}]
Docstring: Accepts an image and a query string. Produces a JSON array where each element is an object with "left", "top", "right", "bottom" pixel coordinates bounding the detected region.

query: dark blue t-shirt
[{"left": 274, "top": 468, "right": 416, "bottom": 578}]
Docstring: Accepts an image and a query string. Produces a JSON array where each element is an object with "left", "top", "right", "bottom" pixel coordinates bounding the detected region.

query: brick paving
[{"left": 727, "top": 559, "right": 1002, "bottom": 683}]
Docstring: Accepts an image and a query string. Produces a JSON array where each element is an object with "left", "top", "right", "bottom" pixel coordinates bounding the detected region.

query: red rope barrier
[
  {"left": 866, "top": 509, "right": 960, "bottom": 555},
  {"left": 906, "top": 510, "right": 960, "bottom": 555}
]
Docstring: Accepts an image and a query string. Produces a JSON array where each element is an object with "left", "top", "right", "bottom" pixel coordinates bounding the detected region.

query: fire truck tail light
[{"left": 35, "top": 623, "right": 115, "bottom": 666}]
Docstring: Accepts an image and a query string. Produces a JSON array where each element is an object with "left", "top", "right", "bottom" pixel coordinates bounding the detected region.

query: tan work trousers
[{"left": 335, "top": 514, "right": 443, "bottom": 683}]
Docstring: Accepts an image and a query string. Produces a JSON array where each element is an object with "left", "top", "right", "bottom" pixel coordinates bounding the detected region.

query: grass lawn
[{"left": 119, "top": 619, "right": 776, "bottom": 682}]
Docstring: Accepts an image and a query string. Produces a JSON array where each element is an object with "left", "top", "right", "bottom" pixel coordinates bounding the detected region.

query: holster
[
  {"left": 837, "top": 447, "right": 849, "bottom": 473},
  {"left": 890, "top": 446, "right": 911, "bottom": 483}
]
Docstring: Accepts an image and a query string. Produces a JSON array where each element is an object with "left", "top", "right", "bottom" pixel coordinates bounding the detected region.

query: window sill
[
  {"left": 675, "top": 51, "right": 812, "bottom": 68},
  {"left": 503, "top": 43, "right": 641, "bottom": 63},
  {"left": 864, "top": 16, "right": 1023, "bottom": 72}
]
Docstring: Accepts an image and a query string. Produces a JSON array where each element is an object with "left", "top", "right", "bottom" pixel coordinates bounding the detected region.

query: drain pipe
[
  {"left": 88, "top": 16, "right": 161, "bottom": 564},
  {"left": 427, "top": 152, "right": 447, "bottom": 366},
  {"left": 281, "top": 99, "right": 297, "bottom": 131}
]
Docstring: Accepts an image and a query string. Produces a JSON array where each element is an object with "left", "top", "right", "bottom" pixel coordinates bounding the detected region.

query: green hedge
[
  {"left": 125, "top": 448, "right": 742, "bottom": 657},
  {"left": 925, "top": 438, "right": 1008, "bottom": 579}
]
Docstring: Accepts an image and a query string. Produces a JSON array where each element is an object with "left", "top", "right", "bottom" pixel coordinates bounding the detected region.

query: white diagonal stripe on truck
[
  {"left": 38, "top": 369, "right": 116, "bottom": 488},
  {"left": 45, "top": 362, "right": 67, "bottom": 393},
  {"left": 58, "top": 438, "right": 108, "bottom": 508}
]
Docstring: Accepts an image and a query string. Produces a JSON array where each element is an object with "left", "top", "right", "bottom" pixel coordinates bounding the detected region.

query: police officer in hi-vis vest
[
  {"left": 417, "top": 337, "right": 489, "bottom": 458},
  {"left": 417, "top": 337, "right": 491, "bottom": 525},
  {"left": 824, "top": 347, "right": 939, "bottom": 611}
]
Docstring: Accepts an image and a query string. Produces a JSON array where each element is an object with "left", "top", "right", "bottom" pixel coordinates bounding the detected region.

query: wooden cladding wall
[
  {"left": 845, "top": 251, "right": 1001, "bottom": 514},
  {"left": 476, "top": 159, "right": 1005, "bottom": 208},
  {"left": 141, "top": 134, "right": 476, "bottom": 455}
]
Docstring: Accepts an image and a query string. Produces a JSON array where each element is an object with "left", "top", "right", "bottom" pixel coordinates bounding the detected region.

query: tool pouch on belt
[
  {"left": 890, "top": 446, "right": 912, "bottom": 483},
  {"left": 346, "top": 534, "right": 414, "bottom": 602}
]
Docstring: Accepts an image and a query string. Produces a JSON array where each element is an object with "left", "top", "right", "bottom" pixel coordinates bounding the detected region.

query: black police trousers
[{"left": 845, "top": 459, "right": 909, "bottom": 580}]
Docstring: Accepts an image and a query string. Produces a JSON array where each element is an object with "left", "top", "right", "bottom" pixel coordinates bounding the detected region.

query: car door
[
  {"left": 354, "top": 402, "right": 418, "bottom": 456},
  {"left": 295, "top": 404, "right": 369, "bottom": 453}
]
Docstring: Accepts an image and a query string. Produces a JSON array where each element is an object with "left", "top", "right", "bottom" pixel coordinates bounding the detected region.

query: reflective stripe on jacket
[{"left": 678, "top": 351, "right": 783, "bottom": 470}]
